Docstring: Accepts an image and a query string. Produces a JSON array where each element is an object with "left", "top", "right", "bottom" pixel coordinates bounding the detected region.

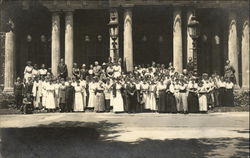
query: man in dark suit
[
  {"left": 14, "top": 77, "right": 23, "bottom": 109},
  {"left": 65, "top": 80, "right": 75, "bottom": 112},
  {"left": 58, "top": 58, "right": 68, "bottom": 80}
]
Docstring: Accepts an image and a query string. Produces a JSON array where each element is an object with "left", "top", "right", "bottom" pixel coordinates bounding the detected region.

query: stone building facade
[{"left": 0, "top": 0, "right": 249, "bottom": 93}]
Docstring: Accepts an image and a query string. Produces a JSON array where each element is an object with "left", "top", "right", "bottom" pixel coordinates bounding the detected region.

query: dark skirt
[
  {"left": 127, "top": 94, "right": 137, "bottom": 113},
  {"left": 218, "top": 87, "right": 226, "bottom": 106},
  {"left": 136, "top": 90, "right": 143, "bottom": 112},
  {"left": 158, "top": 90, "right": 166, "bottom": 113},
  {"left": 225, "top": 89, "right": 234, "bottom": 107},
  {"left": 188, "top": 92, "right": 199, "bottom": 113},
  {"left": 166, "top": 92, "right": 177, "bottom": 113}
]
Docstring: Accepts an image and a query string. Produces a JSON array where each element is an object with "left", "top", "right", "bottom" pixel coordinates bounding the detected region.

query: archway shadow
[{"left": 0, "top": 121, "right": 249, "bottom": 158}]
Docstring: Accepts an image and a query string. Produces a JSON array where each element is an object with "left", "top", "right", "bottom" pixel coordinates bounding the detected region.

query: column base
[
  {"left": 3, "top": 87, "right": 14, "bottom": 94},
  {"left": 241, "top": 86, "right": 250, "bottom": 91}
]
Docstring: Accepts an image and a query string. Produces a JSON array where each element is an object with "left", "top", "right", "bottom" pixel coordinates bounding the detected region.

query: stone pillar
[
  {"left": 51, "top": 12, "right": 60, "bottom": 77},
  {"left": 123, "top": 8, "right": 133, "bottom": 72},
  {"left": 187, "top": 11, "right": 193, "bottom": 61},
  {"left": 228, "top": 12, "right": 239, "bottom": 85},
  {"left": 241, "top": 20, "right": 249, "bottom": 89},
  {"left": 173, "top": 9, "right": 183, "bottom": 73},
  {"left": 65, "top": 11, "right": 74, "bottom": 78},
  {"left": 109, "top": 9, "right": 119, "bottom": 63},
  {"left": 3, "top": 30, "right": 15, "bottom": 93}
]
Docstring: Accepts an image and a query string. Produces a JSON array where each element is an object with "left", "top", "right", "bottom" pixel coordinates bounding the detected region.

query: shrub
[{"left": 234, "top": 89, "right": 250, "bottom": 107}]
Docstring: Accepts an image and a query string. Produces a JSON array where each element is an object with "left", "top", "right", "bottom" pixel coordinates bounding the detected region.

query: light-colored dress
[
  {"left": 54, "top": 83, "right": 60, "bottom": 108},
  {"left": 113, "top": 66, "right": 121, "bottom": 78},
  {"left": 41, "top": 81, "right": 48, "bottom": 107},
  {"left": 148, "top": 84, "right": 157, "bottom": 110},
  {"left": 32, "top": 81, "right": 40, "bottom": 108},
  {"left": 141, "top": 83, "right": 149, "bottom": 107},
  {"left": 80, "top": 80, "right": 87, "bottom": 108},
  {"left": 46, "top": 84, "right": 56, "bottom": 109},
  {"left": 24, "top": 66, "right": 33, "bottom": 81},
  {"left": 198, "top": 86, "right": 208, "bottom": 112},
  {"left": 112, "top": 83, "right": 124, "bottom": 112},
  {"left": 88, "top": 82, "right": 97, "bottom": 108},
  {"left": 74, "top": 85, "right": 84, "bottom": 111}
]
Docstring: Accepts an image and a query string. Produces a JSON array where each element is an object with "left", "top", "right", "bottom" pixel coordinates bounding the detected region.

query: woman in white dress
[
  {"left": 80, "top": 77, "right": 87, "bottom": 108},
  {"left": 54, "top": 79, "right": 60, "bottom": 109},
  {"left": 24, "top": 61, "right": 33, "bottom": 82},
  {"left": 113, "top": 63, "right": 122, "bottom": 78},
  {"left": 148, "top": 80, "right": 157, "bottom": 111},
  {"left": 141, "top": 79, "right": 149, "bottom": 110},
  {"left": 41, "top": 77, "right": 49, "bottom": 108},
  {"left": 32, "top": 77, "right": 40, "bottom": 108},
  {"left": 112, "top": 79, "right": 124, "bottom": 113},
  {"left": 74, "top": 81, "right": 85, "bottom": 112},
  {"left": 88, "top": 77, "right": 98, "bottom": 109},
  {"left": 198, "top": 81, "right": 208, "bottom": 113},
  {"left": 46, "top": 80, "right": 56, "bottom": 111},
  {"left": 32, "top": 64, "right": 39, "bottom": 79}
]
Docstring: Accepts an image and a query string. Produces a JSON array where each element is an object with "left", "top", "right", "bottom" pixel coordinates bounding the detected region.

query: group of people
[{"left": 14, "top": 57, "right": 236, "bottom": 114}]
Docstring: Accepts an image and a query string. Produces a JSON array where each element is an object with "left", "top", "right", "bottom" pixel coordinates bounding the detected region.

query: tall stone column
[
  {"left": 65, "top": 11, "right": 74, "bottom": 78},
  {"left": 3, "top": 30, "right": 15, "bottom": 93},
  {"left": 109, "top": 9, "right": 119, "bottom": 63},
  {"left": 173, "top": 9, "right": 183, "bottom": 73},
  {"left": 241, "top": 20, "right": 249, "bottom": 89},
  {"left": 124, "top": 8, "right": 133, "bottom": 72},
  {"left": 51, "top": 12, "right": 60, "bottom": 77},
  {"left": 228, "top": 12, "right": 239, "bottom": 85},
  {"left": 187, "top": 11, "right": 193, "bottom": 61}
]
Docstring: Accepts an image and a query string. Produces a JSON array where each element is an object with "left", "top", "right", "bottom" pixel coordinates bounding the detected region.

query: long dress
[
  {"left": 74, "top": 85, "right": 84, "bottom": 112},
  {"left": 225, "top": 82, "right": 234, "bottom": 107},
  {"left": 174, "top": 84, "right": 182, "bottom": 112},
  {"left": 157, "top": 83, "right": 167, "bottom": 113},
  {"left": 135, "top": 83, "right": 142, "bottom": 112},
  {"left": 80, "top": 80, "right": 87, "bottom": 108},
  {"left": 41, "top": 81, "right": 48, "bottom": 108},
  {"left": 198, "top": 86, "right": 208, "bottom": 112},
  {"left": 218, "top": 80, "right": 226, "bottom": 106},
  {"left": 32, "top": 81, "right": 40, "bottom": 108},
  {"left": 126, "top": 84, "right": 137, "bottom": 113},
  {"left": 112, "top": 83, "right": 124, "bottom": 112},
  {"left": 46, "top": 84, "right": 56, "bottom": 109},
  {"left": 95, "top": 82, "right": 105, "bottom": 112},
  {"left": 148, "top": 84, "right": 157, "bottom": 111},
  {"left": 167, "top": 83, "right": 177, "bottom": 113},
  {"left": 141, "top": 83, "right": 149, "bottom": 110},
  {"left": 187, "top": 82, "right": 199, "bottom": 113},
  {"left": 88, "top": 82, "right": 98, "bottom": 108},
  {"left": 54, "top": 83, "right": 60, "bottom": 108}
]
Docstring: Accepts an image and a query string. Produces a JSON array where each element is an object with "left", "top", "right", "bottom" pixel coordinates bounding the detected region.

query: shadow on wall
[{"left": 0, "top": 121, "right": 249, "bottom": 158}]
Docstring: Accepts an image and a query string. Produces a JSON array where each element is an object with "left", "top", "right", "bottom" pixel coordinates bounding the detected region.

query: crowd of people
[{"left": 14, "top": 57, "right": 236, "bottom": 114}]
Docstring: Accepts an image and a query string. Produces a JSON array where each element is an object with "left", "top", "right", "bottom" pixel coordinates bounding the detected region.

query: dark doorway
[
  {"left": 74, "top": 10, "right": 109, "bottom": 67},
  {"left": 133, "top": 6, "right": 173, "bottom": 66}
]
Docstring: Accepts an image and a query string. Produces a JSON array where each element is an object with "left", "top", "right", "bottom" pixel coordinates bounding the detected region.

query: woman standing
[
  {"left": 87, "top": 77, "right": 98, "bottom": 109},
  {"left": 174, "top": 78, "right": 182, "bottom": 113},
  {"left": 187, "top": 77, "right": 199, "bottom": 113},
  {"left": 148, "top": 80, "right": 157, "bottom": 112},
  {"left": 46, "top": 79, "right": 56, "bottom": 112},
  {"left": 74, "top": 80, "right": 85, "bottom": 112},
  {"left": 198, "top": 81, "right": 208, "bottom": 113},
  {"left": 95, "top": 79, "right": 105, "bottom": 112},
  {"left": 32, "top": 77, "right": 40, "bottom": 109},
  {"left": 179, "top": 78, "right": 188, "bottom": 114},
  {"left": 218, "top": 77, "right": 226, "bottom": 106},
  {"left": 168, "top": 80, "right": 177, "bottom": 113},
  {"left": 24, "top": 61, "right": 33, "bottom": 82},
  {"left": 80, "top": 77, "right": 87, "bottom": 109},
  {"left": 104, "top": 79, "right": 112, "bottom": 112},
  {"left": 156, "top": 78, "right": 167, "bottom": 113},
  {"left": 112, "top": 78, "right": 124, "bottom": 113},
  {"left": 135, "top": 78, "right": 142, "bottom": 112},
  {"left": 141, "top": 79, "right": 149, "bottom": 111},
  {"left": 225, "top": 78, "right": 234, "bottom": 107},
  {"left": 58, "top": 79, "right": 66, "bottom": 112}
]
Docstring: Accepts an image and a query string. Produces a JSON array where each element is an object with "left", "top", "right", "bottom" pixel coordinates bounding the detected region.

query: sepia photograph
[{"left": 0, "top": 0, "right": 249, "bottom": 157}]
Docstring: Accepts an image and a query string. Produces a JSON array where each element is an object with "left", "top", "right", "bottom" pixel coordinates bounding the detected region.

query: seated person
[{"left": 22, "top": 93, "right": 34, "bottom": 114}]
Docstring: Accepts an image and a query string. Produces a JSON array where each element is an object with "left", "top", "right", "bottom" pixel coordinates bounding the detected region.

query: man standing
[
  {"left": 65, "top": 80, "right": 75, "bottom": 112},
  {"left": 58, "top": 58, "right": 68, "bottom": 80},
  {"left": 187, "top": 57, "right": 194, "bottom": 75},
  {"left": 224, "top": 60, "right": 236, "bottom": 84}
]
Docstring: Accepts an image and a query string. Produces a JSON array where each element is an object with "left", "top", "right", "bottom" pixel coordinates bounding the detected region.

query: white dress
[
  {"left": 80, "top": 80, "right": 87, "bottom": 107},
  {"left": 112, "top": 83, "right": 124, "bottom": 112},
  {"left": 198, "top": 86, "right": 208, "bottom": 112},
  {"left": 54, "top": 83, "right": 60, "bottom": 108},
  {"left": 32, "top": 81, "right": 40, "bottom": 108},
  {"left": 46, "top": 84, "right": 56, "bottom": 109},
  {"left": 141, "top": 83, "right": 149, "bottom": 106},
  {"left": 88, "top": 82, "right": 97, "bottom": 108},
  {"left": 74, "top": 85, "right": 84, "bottom": 111},
  {"left": 24, "top": 66, "right": 33, "bottom": 81},
  {"left": 41, "top": 81, "right": 48, "bottom": 107},
  {"left": 148, "top": 84, "right": 157, "bottom": 110}
]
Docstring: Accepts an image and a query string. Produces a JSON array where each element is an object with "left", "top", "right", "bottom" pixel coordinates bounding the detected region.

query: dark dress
[
  {"left": 126, "top": 84, "right": 137, "bottom": 113},
  {"left": 225, "top": 82, "right": 234, "bottom": 107},
  {"left": 158, "top": 90, "right": 166, "bottom": 113},
  {"left": 188, "top": 91, "right": 199, "bottom": 113},
  {"left": 14, "top": 82, "right": 23, "bottom": 109},
  {"left": 65, "top": 85, "right": 75, "bottom": 112},
  {"left": 218, "top": 86, "right": 226, "bottom": 106}
]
